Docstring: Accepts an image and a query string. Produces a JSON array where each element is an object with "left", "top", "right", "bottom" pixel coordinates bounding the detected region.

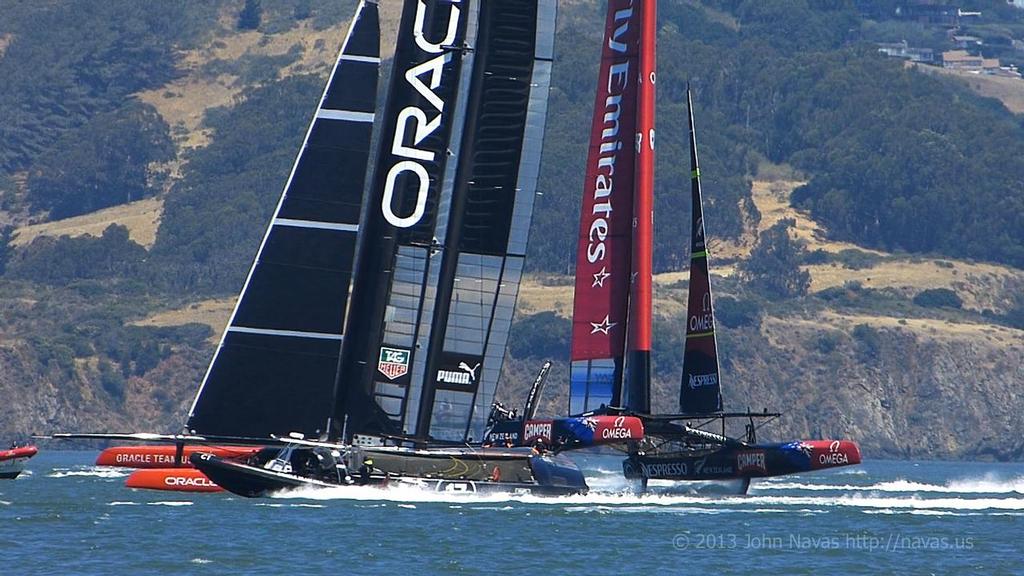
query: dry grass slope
[
  {"left": 11, "top": 197, "right": 163, "bottom": 248},
  {"left": 131, "top": 298, "right": 236, "bottom": 344},
  {"left": 916, "top": 63, "right": 1024, "bottom": 115}
]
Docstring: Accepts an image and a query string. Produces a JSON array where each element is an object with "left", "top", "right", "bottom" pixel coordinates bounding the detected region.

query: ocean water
[{"left": 1, "top": 451, "right": 1021, "bottom": 575}]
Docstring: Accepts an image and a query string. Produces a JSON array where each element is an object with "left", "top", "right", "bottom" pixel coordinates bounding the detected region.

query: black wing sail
[
  {"left": 679, "top": 88, "right": 724, "bottom": 414},
  {"left": 338, "top": 0, "right": 557, "bottom": 444},
  {"left": 419, "top": 0, "right": 557, "bottom": 442},
  {"left": 186, "top": 1, "right": 380, "bottom": 439}
]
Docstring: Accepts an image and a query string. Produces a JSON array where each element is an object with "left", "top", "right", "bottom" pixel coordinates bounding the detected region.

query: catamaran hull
[
  {"left": 623, "top": 440, "right": 861, "bottom": 484},
  {"left": 191, "top": 448, "right": 588, "bottom": 499},
  {"left": 0, "top": 446, "right": 38, "bottom": 479},
  {"left": 124, "top": 468, "right": 224, "bottom": 492},
  {"left": 95, "top": 445, "right": 260, "bottom": 469},
  {"left": 190, "top": 454, "right": 372, "bottom": 498}
]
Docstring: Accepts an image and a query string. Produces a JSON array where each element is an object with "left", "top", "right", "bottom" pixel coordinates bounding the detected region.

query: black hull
[
  {"left": 0, "top": 456, "right": 32, "bottom": 480},
  {"left": 192, "top": 453, "right": 384, "bottom": 498},
  {"left": 623, "top": 440, "right": 861, "bottom": 483},
  {"left": 192, "top": 447, "right": 587, "bottom": 499}
]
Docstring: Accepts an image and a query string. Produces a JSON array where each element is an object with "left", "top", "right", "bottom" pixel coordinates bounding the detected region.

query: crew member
[{"left": 358, "top": 457, "right": 374, "bottom": 485}]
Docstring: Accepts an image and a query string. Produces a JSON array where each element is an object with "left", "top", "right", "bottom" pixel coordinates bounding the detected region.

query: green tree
[
  {"left": 508, "top": 312, "right": 571, "bottom": 359},
  {"left": 6, "top": 224, "right": 147, "bottom": 285},
  {"left": 740, "top": 218, "right": 810, "bottom": 299},
  {"left": 0, "top": 226, "right": 14, "bottom": 276},
  {"left": 913, "top": 288, "right": 963, "bottom": 309},
  {"left": 25, "top": 102, "right": 174, "bottom": 218},
  {"left": 238, "top": 0, "right": 263, "bottom": 30}
]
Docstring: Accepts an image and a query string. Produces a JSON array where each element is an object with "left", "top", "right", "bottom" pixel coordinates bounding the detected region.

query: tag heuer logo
[{"left": 377, "top": 347, "right": 410, "bottom": 380}]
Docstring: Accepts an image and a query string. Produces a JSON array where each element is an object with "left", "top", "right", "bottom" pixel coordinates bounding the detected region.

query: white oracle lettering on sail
[
  {"left": 382, "top": 1, "right": 462, "bottom": 229},
  {"left": 586, "top": 7, "right": 634, "bottom": 265}
]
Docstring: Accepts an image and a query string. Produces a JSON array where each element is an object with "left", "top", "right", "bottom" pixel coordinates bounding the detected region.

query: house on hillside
[
  {"left": 942, "top": 49, "right": 985, "bottom": 69},
  {"left": 877, "top": 41, "right": 936, "bottom": 63},
  {"left": 942, "top": 50, "right": 1021, "bottom": 77},
  {"left": 951, "top": 35, "right": 982, "bottom": 49}
]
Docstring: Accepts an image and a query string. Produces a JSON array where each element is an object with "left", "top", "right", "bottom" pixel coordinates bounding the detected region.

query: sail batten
[
  {"left": 315, "top": 109, "right": 375, "bottom": 123},
  {"left": 226, "top": 327, "right": 344, "bottom": 341},
  {"left": 272, "top": 218, "right": 358, "bottom": 233}
]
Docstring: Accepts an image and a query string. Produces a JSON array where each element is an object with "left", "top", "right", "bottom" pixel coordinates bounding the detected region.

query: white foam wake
[
  {"left": 266, "top": 480, "right": 1024, "bottom": 514},
  {"left": 49, "top": 467, "right": 129, "bottom": 479},
  {"left": 753, "top": 474, "right": 1024, "bottom": 495}
]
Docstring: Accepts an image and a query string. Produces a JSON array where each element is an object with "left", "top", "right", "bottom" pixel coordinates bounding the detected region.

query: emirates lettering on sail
[
  {"left": 570, "top": 1, "right": 641, "bottom": 361},
  {"left": 379, "top": 0, "right": 467, "bottom": 240}
]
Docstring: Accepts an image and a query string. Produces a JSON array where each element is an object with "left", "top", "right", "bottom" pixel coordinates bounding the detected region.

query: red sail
[{"left": 569, "top": 0, "right": 643, "bottom": 413}]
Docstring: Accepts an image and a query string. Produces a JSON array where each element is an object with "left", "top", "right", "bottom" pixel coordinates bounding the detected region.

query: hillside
[{"left": 1, "top": 1, "right": 1024, "bottom": 461}]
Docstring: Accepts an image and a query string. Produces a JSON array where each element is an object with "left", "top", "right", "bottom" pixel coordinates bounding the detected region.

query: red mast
[{"left": 624, "top": 0, "right": 656, "bottom": 413}]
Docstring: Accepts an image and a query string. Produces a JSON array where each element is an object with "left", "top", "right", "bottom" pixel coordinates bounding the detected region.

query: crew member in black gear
[{"left": 358, "top": 457, "right": 374, "bottom": 485}]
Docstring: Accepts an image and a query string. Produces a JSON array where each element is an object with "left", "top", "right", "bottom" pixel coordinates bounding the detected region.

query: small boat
[
  {"left": 561, "top": 0, "right": 861, "bottom": 493},
  {"left": 0, "top": 445, "right": 38, "bottom": 479}
]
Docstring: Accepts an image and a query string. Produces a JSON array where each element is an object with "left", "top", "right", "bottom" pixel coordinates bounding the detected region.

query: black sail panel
[
  {"left": 186, "top": 2, "right": 380, "bottom": 439},
  {"left": 679, "top": 88, "right": 723, "bottom": 415},
  {"left": 421, "top": 0, "right": 557, "bottom": 442}
]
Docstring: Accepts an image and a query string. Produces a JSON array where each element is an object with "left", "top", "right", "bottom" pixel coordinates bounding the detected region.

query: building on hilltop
[
  {"left": 941, "top": 50, "right": 1021, "bottom": 77},
  {"left": 877, "top": 41, "right": 936, "bottom": 63}
]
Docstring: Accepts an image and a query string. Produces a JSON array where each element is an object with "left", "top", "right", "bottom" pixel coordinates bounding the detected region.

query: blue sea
[{"left": 1, "top": 451, "right": 1021, "bottom": 575}]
